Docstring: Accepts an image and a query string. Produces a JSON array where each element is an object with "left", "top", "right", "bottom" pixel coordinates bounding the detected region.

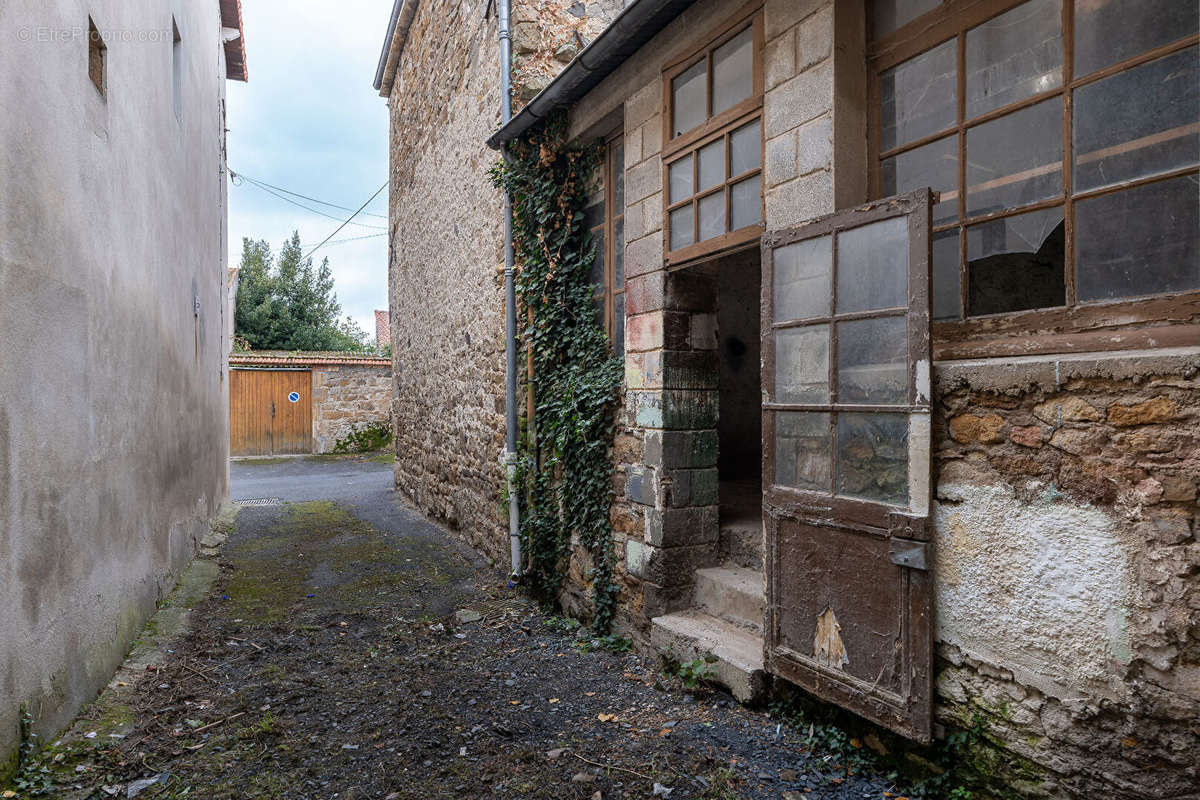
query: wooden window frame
[
  {"left": 661, "top": 3, "right": 765, "bottom": 267},
  {"left": 866, "top": 0, "right": 1200, "bottom": 359},
  {"left": 592, "top": 129, "right": 626, "bottom": 354}
]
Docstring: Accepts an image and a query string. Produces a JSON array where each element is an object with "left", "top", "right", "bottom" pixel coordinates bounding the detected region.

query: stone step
[
  {"left": 717, "top": 518, "right": 763, "bottom": 570},
  {"left": 650, "top": 609, "right": 766, "bottom": 703},
  {"left": 694, "top": 565, "right": 764, "bottom": 633}
]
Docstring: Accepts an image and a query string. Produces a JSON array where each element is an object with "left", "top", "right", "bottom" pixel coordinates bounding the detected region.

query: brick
[
  {"left": 1107, "top": 396, "right": 1181, "bottom": 427},
  {"left": 765, "top": 27, "right": 796, "bottom": 90},
  {"left": 765, "top": 129, "right": 797, "bottom": 188}
]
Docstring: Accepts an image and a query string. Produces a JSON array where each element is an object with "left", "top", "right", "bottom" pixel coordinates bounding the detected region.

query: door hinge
[{"left": 889, "top": 538, "right": 929, "bottom": 571}]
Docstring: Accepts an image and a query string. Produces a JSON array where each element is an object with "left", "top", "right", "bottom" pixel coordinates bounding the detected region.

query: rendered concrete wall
[
  {"left": 312, "top": 365, "right": 393, "bottom": 454},
  {"left": 0, "top": 0, "right": 231, "bottom": 771}
]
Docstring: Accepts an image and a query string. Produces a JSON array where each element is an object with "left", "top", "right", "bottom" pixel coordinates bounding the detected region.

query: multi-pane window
[
  {"left": 586, "top": 132, "right": 626, "bottom": 356},
  {"left": 663, "top": 11, "right": 764, "bottom": 263},
  {"left": 869, "top": 0, "right": 1199, "bottom": 324}
]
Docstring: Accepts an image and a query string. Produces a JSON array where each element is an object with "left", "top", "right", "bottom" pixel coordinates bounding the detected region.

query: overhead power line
[
  {"left": 303, "top": 181, "right": 389, "bottom": 260},
  {"left": 230, "top": 169, "right": 387, "bottom": 230},
  {"left": 235, "top": 171, "right": 388, "bottom": 218},
  {"left": 300, "top": 232, "right": 387, "bottom": 249}
]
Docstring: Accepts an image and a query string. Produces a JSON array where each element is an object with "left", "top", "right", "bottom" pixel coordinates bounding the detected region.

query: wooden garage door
[{"left": 229, "top": 369, "right": 312, "bottom": 456}]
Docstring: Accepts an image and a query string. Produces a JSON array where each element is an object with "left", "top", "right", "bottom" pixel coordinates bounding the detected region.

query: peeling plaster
[{"left": 934, "top": 480, "right": 1134, "bottom": 702}]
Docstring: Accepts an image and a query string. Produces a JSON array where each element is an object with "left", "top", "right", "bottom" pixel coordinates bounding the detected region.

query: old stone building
[
  {"left": 0, "top": 0, "right": 246, "bottom": 774},
  {"left": 376, "top": 0, "right": 1198, "bottom": 795}
]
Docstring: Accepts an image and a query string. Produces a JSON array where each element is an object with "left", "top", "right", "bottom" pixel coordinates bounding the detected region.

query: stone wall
[
  {"left": 0, "top": 0, "right": 232, "bottom": 772},
  {"left": 931, "top": 350, "right": 1198, "bottom": 798},
  {"left": 312, "top": 365, "right": 393, "bottom": 453}
]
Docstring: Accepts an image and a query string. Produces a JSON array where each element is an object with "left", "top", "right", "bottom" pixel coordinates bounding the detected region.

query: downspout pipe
[{"left": 499, "top": 0, "right": 522, "bottom": 583}]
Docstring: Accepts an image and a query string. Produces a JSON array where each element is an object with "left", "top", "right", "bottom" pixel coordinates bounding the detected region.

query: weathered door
[
  {"left": 229, "top": 369, "right": 312, "bottom": 456},
  {"left": 760, "top": 189, "right": 934, "bottom": 741}
]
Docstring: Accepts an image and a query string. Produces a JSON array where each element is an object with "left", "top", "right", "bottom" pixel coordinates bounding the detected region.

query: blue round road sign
[{"left": 288, "top": 391, "right": 300, "bottom": 403}]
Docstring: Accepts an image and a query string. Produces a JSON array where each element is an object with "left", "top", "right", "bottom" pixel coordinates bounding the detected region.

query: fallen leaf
[
  {"left": 850, "top": 738, "right": 862, "bottom": 748},
  {"left": 596, "top": 713, "right": 616, "bottom": 722},
  {"left": 548, "top": 698, "right": 560, "bottom": 704}
]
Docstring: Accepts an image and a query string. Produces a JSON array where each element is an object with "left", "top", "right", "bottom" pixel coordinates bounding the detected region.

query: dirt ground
[{"left": 5, "top": 465, "right": 957, "bottom": 800}]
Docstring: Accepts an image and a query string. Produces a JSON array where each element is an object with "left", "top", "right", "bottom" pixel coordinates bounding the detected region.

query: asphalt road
[{"left": 230, "top": 455, "right": 394, "bottom": 503}]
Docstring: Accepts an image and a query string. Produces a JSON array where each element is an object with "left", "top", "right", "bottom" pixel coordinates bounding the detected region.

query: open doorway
[{"left": 716, "top": 248, "right": 762, "bottom": 569}]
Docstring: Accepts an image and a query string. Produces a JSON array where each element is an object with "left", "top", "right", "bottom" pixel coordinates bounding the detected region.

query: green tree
[{"left": 233, "top": 231, "right": 371, "bottom": 351}]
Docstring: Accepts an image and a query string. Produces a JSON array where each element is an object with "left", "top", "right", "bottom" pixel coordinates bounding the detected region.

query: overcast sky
[{"left": 226, "top": 0, "right": 392, "bottom": 340}]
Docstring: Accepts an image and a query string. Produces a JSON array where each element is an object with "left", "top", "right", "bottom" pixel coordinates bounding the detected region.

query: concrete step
[
  {"left": 694, "top": 566, "right": 764, "bottom": 633},
  {"left": 717, "top": 518, "right": 763, "bottom": 571},
  {"left": 650, "top": 608, "right": 766, "bottom": 703}
]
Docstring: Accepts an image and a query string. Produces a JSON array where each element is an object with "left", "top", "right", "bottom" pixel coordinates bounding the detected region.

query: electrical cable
[
  {"left": 233, "top": 172, "right": 387, "bottom": 230},
  {"left": 299, "top": 232, "right": 387, "bottom": 248},
  {"left": 303, "top": 181, "right": 388, "bottom": 260},
  {"left": 234, "top": 171, "right": 388, "bottom": 218}
]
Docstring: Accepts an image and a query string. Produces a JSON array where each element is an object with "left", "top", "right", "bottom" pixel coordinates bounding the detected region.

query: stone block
[
  {"left": 666, "top": 467, "right": 720, "bottom": 508},
  {"left": 665, "top": 273, "right": 716, "bottom": 311},
  {"left": 690, "top": 313, "right": 718, "bottom": 350},
  {"left": 766, "top": 129, "right": 797, "bottom": 188},
  {"left": 662, "top": 350, "right": 719, "bottom": 390},
  {"left": 765, "top": 27, "right": 796, "bottom": 90},
  {"left": 644, "top": 429, "right": 719, "bottom": 469},
  {"left": 796, "top": 5, "right": 832, "bottom": 71},
  {"left": 642, "top": 582, "right": 694, "bottom": 618},
  {"left": 627, "top": 390, "right": 664, "bottom": 428},
  {"left": 794, "top": 113, "right": 832, "bottom": 176},
  {"left": 625, "top": 155, "right": 661, "bottom": 205},
  {"left": 625, "top": 231, "right": 664, "bottom": 279},
  {"left": 661, "top": 389, "right": 718, "bottom": 430},
  {"left": 625, "top": 464, "right": 660, "bottom": 506},
  {"left": 766, "top": 169, "right": 832, "bottom": 229},
  {"left": 645, "top": 505, "right": 719, "bottom": 547},
  {"left": 626, "top": 311, "right": 663, "bottom": 352},
  {"left": 765, "top": 0, "right": 827, "bottom": 40},
  {"left": 626, "top": 79, "right": 661, "bottom": 129},
  {"left": 1033, "top": 396, "right": 1101, "bottom": 424},
  {"left": 625, "top": 538, "right": 649, "bottom": 579},
  {"left": 625, "top": 271, "right": 666, "bottom": 315},
  {"left": 639, "top": 541, "right": 720, "bottom": 585},
  {"left": 949, "top": 413, "right": 1006, "bottom": 444},
  {"left": 764, "top": 59, "right": 832, "bottom": 139},
  {"left": 1010, "top": 425, "right": 1045, "bottom": 448},
  {"left": 625, "top": 350, "right": 664, "bottom": 389},
  {"left": 1159, "top": 474, "right": 1197, "bottom": 502},
  {"left": 1107, "top": 396, "right": 1181, "bottom": 427}
]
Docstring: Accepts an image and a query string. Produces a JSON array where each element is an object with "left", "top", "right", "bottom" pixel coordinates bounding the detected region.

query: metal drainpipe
[{"left": 499, "top": 0, "right": 522, "bottom": 584}]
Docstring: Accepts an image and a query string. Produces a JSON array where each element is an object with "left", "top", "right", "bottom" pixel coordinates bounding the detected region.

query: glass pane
[
  {"left": 964, "top": 0, "right": 1062, "bottom": 119},
  {"left": 672, "top": 60, "right": 707, "bottom": 138},
  {"left": 613, "top": 142, "right": 625, "bottom": 211},
  {"left": 836, "top": 412, "right": 909, "bottom": 506},
  {"left": 1076, "top": 174, "right": 1200, "bottom": 302},
  {"left": 583, "top": 199, "right": 604, "bottom": 230},
  {"left": 613, "top": 293, "right": 625, "bottom": 357},
  {"left": 698, "top": 139, "right": 724, "bottom": 191},
  {"left": 966, "top": 206, "right": 1064, "bottom": 315},
  {"left": 837, "top": 317, "right": 908, "bottom": 404},
  {"left": 1074, "top": 47, "right": 1199, "bottom": 193},
  {"left": 837, "top": 216, "right": 908, "bottom": 313},
  {"left": 932, "top": 228, "right": 961, "bottom": 320},
  {"left": 775, "top": 325, "right": 829, "bottom": 403},
  {"left": 880, "top": 39, "right": 957, "bottom": 151},
  {"left": 1075, "top": 0, "right": 1199, "bottom": 78},
  {"left": 730, "top": 174, "right": 762, "bottom": 230},
  {"left": 712, "top": 26, "right": 753, "bottom": 116},
  {"left": 669, "top": 155, "right": 693, "bottom": 203},
  {"left": 966, "top": 98, "right": 1063, "bottom": 216},
  {"left": 669, "top": 205, "right": 694, "bottom": 250},
  {"left": 872, "top": 0, "right": 941, "bottom": 40},
  {"left": 613, "top": 218, "right": 625, "bottom": 289},
  {"left": 589, "top": 233, "right": 605, "bottom": 289},
  {"left": 774, "top": 235, "right": 831, "bottom": 320},
  {"left": 881, "top": 134, "right": 958, "bottom": 225},
  {"left": 730, "top": 118, "right": 762, "bottom": 176},
  {"left": 698, "top": 191, "right": 725, "bottom": 242},
  {"left": 775, "top": 412, "right": 830, "bottom": 493}
]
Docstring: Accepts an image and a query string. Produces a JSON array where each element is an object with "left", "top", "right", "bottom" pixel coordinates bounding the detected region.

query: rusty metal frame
[
  {"left": 760, "top": 188, "right": 934, "bottom": 742},
  {"left": 864, "top": 0, "right": 1200, "bottom": 357}
]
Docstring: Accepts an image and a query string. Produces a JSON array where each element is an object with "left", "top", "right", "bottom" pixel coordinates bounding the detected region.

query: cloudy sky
[{"left": 226, "top": 0, "right": 392, "bottom": 339}]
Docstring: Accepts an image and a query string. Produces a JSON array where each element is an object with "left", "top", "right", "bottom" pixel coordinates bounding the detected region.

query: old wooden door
[
  {"left": 229, "top": 369, "right": 313, "bottom": 456},
  {"left": 760, "top": 189, "right": 934, "bottom": 741}
]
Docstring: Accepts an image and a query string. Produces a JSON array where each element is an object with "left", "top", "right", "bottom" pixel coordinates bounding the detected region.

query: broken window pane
[
  {"left": 669, "top": 206, "right": 694, "bottom": 251},
  {"left": 881, "top": 134, "right": 958, "bottom": 225},
  {"left": 837, "top": 216, "right": 908, "bottom": 313},
  {"left": 1074, "top": 0, "right": 1199, "bottom": 78},
  {"left": 698, "top": 139, "right": 724, "bottom": 191},
  {"left": 1075, "top": 174, "right": 1200, "bottom": 302},
  {"left": 1074, "top": 47, "right": 1199, "bottom": 193},
  {"left": 880, "top": 38, "right": 957, "bottom": 151},
  {"left": 966, "top": 98, "right": 1062, "bottom": 216},
  {"left": 730, "top": 118, "right": 761, "bottom": 176},
  {"left": 966, "top": 205, "right": 1064, "bottom": 315},
  {"left": 932, "top": 228, "right": 961, "bottom": 320},
  {"left": 871, "top": 0, "right": 941, "bottom": 40},
  {"left": 775, "top": 325, "right": 829, "bottom": 404},
  {"left": 837, "top": 316, "right": 908, "bottom": 404},
  {"left": 774, "top": 235, "right": 831, "bottom": 321},
  {"left": 965, "top": 0, "right": 1062, "bottom": 119},
  {"left": 698, "top": 191, "right": 725, "bottom": 242},
  {"left": 614, "top": 141, "right": 625, "bottom": 211},
  {"left": 669, "top": 154, "right": 694, "bottom": 203},
  {"left": 712, "top": 26, "right": 754, "bottom": 116},
  {"left": 672, "top": 60, "right": 707, "bottom": 137},
  {"left": 835, "top": 412, "right": 908, "bottom": 506},
  {"left": 730, "top": 174, "right": 762, "bottom": 230},
  {"left": 775, "top": 412, "right": 830, "bottom": 493}
]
